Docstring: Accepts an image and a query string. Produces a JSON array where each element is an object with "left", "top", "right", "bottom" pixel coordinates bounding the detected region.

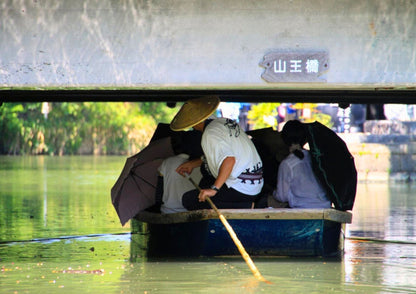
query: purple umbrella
[{"left": 111, "top": 137, "right": 174, "bottom": 225}]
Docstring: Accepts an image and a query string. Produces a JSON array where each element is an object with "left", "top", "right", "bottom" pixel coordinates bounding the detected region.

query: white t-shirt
[
  {"left": 201, "top": 118, "right": 263, "bottom": 195},
  {"left": 273, "top": 150, "right": 331, "bottom": 208},
  {"left": 158, "top": 154, "right": 202, "bottom": 213}
]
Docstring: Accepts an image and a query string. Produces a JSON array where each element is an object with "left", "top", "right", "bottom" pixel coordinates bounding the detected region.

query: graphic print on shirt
[
  {"left": 238, "top": 162, "right": 263, "bottom": 184},
  {"left": 223, "top": 119, "right": 240, "bottom": 137}
]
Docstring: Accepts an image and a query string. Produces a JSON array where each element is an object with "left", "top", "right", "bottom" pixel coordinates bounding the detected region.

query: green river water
[{"left": 1, "top": 156, "right": 416, "bottom": 293}]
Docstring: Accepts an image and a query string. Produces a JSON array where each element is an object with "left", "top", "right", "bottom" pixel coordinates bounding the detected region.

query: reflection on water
[
  {"left": 1, "top": 156, "right": 416, "bottom": 293},
  {"left": 349, "top": 183, "right": 416, "bottom": 242},
  {"left": 344, "top": 183, "right": 416, "bottom": 293},
  {"left": 0, "top": 156, "right": 130, "bottom": 243}
]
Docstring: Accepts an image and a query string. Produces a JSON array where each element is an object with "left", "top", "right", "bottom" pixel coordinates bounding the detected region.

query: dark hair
[
  {"left": 281, "top": 120, "right": 307, "bottom": 159},
  {"left": 172, "top": 130, "right": 203, "bottom": 159}
]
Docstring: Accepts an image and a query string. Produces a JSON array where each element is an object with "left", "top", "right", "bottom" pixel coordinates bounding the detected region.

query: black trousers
[{"left": 182, "top": 185, "right": 256, "bottom": 210}]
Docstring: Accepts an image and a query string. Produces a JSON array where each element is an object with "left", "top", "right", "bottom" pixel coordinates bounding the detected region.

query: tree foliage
[
  {"left": 247, "top": 103, "right": 333, "bottom": 130},
  {"left": 291, "top": 103, "right": 333, "bottom": 128},
  {"left": 247, "top": 103, "right": 281, "bottom": 129},
  {"left": 0, "top": 101, "right": 333, "bottom": 155},
  {"left": 0, "top": 102, "right": 180, "bottom": 155}
]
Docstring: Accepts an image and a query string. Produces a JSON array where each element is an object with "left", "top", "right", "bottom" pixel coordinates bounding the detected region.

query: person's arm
[
  {"left": 175, "top": 158, "right": 202, "bottom": 176},
  {"left": 212, "top": 156, "right": 235, "bottom": 190},
  {"left": 198, "top": 156, "right": 235, "bottom": 202}
]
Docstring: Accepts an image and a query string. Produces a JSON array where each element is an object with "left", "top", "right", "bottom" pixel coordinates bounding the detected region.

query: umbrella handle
[{"left": 183, "top": 173, "right": 271, "bottom": 284}]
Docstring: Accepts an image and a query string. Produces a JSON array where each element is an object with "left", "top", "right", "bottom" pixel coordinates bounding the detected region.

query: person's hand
[
  {"left": 198, "top": 188, "right": 217, "bottom": 202},
  {"left": 175, "top": 158, "right": 202, "bottom": 176},
  {"left": 176, "top": 161, "right": 194, "bottom": 176}
]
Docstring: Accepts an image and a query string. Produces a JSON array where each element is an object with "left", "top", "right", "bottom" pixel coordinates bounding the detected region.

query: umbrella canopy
[
  {"left": 111, "top": 137, "right": 175, "bottom": 225},
  {"left": 305, "top": 121, "right": 357, "bottom": 211}
]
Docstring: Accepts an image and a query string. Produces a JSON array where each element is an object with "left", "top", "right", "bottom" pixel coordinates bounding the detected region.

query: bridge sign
[{"left": 260, "top": 51, "right": 329, "bottom": 83}]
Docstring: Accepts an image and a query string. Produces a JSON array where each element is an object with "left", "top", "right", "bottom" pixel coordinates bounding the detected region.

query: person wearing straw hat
[{"left": 170, "top": 96, "right": 264, "bottom": 210}]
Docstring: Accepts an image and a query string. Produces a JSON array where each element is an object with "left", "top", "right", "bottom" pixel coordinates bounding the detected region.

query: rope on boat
[{"left": 347, "top": 236, "right": 416, "bottom": 245}]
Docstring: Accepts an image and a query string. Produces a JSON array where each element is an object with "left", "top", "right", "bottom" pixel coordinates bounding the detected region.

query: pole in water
[{"left": 184, "top": 173, "right": 272, "bottom": 284}]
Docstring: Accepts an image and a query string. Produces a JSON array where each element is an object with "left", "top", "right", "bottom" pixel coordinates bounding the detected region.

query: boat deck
[{"left": 135, "top": 208, "right": 352, "bottom": 224}]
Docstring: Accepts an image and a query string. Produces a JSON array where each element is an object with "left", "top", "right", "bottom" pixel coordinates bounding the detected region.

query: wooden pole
[{"left": 185, "top": 174, "right": 271, "bottom": 284}]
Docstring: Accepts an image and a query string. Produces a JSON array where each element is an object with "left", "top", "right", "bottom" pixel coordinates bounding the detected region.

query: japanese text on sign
[{"left": 260, "top": 51, "right": 329, "bottom": 82}]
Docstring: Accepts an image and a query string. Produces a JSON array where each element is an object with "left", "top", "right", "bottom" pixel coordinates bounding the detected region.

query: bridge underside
[{"left": 1, "top": 88, "right": 415, "bottom": 105}]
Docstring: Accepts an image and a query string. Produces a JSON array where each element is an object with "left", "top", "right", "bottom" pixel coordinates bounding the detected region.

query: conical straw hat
[{"left": 170, "top": 96, "right": 220, "bottom": 131}]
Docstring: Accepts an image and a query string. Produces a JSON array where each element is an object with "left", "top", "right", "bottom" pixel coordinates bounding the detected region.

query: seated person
[
  {"left": 157, "top": 130, "right": 203, "bottom": 213},
  {"left": 158, "top": 154, "right": 203, "bottom": 213},
  {"left": 170, "top": 96, "right": 264, "bottom": 210},
  {"left": 272, "top": 120, "right": 331, "bottom": 208}
]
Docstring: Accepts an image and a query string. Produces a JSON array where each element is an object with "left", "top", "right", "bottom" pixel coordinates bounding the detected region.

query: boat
[{"left": 131, "top": 208, "right": 352, "bottom": 258}]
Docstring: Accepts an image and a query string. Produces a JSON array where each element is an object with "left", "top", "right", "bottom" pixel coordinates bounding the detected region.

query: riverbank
[{"left": 340, "top": 120, "right": 416, "bottom": 183}]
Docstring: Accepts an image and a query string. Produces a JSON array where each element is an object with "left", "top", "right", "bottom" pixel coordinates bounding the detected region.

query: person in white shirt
[
  {"left": 170, "top": 96, "right": 263, "bottom": 210},
  {"left": 157, "top": 130, "right": 203, "bottom": 213},
  {"left": 158, "top": 154, "right": 203, "bottom": 213},
  {"left": 273, "top": 120, "right": 331, "bottom": 209}
]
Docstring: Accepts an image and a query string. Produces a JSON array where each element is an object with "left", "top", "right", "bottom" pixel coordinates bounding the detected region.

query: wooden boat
[{"left": 132, "top": 208, "right": 352, "bottom": 258}]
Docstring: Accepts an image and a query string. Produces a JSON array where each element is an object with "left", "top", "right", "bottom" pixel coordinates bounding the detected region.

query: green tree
[
  {"left": 0, "top": 102, "right": 181, "bottom": 155},
  {"left": 0, "top": 103, "right": 24, "bottom": 154},
  {"left": 247, "top": 103, "right": 281, "bottom": 129},
  {"left": 44, "top": 102, "right": 82, "bottom": 155},
  {"left": 0, "top": 103, "right": 46, "bottom": 155},
  {"left": 247, "top": 103, "right": 333, "bottom": 131},
  {"left": 292, "top": 103, "right": 333, "bottom": 128}
]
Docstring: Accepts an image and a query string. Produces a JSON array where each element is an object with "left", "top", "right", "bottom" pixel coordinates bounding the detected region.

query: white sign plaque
[{"left": 260, "top": 51, "right": 329, "bottom": 82}]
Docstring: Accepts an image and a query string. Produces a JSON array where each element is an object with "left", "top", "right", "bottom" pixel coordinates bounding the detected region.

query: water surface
[{"left": 1, "top": 156, "right": 416, "bottom": 293}]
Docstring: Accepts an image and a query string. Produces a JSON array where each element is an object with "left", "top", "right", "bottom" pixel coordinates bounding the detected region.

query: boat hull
[{"left": 132, "top": 209, "right": 351, "bottom": 258}]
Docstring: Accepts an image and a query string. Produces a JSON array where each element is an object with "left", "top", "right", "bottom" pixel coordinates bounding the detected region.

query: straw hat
[{"left": 170, "top": 96, "right": 220, "bottom": 131}]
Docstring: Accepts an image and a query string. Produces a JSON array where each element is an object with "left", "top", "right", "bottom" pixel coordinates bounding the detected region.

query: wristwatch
[{"left": 210, "top": 185, "right": 220, "bottom": 192}]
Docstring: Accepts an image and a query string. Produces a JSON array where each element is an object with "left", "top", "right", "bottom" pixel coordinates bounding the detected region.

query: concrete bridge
[{"left": 1, "top": 0, "right": 415, "bottom": 103}]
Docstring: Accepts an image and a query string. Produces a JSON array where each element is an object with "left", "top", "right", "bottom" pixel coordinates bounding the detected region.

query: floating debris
[{"left": 53, "top": 269, "right": 104, "bottom": 275}]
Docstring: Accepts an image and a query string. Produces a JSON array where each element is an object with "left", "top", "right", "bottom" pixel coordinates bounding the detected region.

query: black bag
[
  {"left": 246, "top": 127, "right": 289, "bottom": 193},
  {"left": 305, "top": 121, "right": 357, "bottom": 211}
]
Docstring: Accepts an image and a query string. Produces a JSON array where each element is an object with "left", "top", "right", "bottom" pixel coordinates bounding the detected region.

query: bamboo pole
[{"left": 185, "top": 174, "right": 271, "bottom": 284}]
